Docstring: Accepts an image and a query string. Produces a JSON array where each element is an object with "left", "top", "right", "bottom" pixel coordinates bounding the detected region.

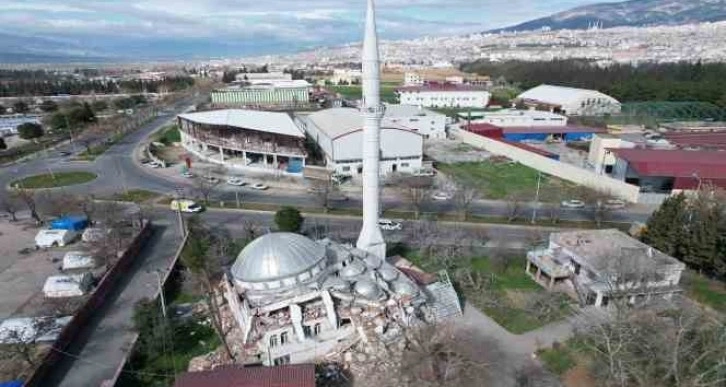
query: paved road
[{"left": 43, "top": 217, "right": 183, "bottom": 387}]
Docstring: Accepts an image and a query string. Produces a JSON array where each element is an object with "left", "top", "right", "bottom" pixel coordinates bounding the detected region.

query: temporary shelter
[{"left": 42, "top": 273, "right": 93, "bottom": 298}]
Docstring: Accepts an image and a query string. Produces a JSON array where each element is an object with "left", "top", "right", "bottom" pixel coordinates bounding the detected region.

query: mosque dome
[
  {"left": 354, "top": 279, "right": 381, "bottom": 299},
  {"left": 378, "top": 267, "right": 398, "bottom": 281},
  {"left": 340, "top": 260, "right": 366, "bottom": 278},
  {"left": 231, "top": 233, "right": 326, "bottom": 283},
  {"left": 391, "top": 280, "right": 417, "bottom": 296}
]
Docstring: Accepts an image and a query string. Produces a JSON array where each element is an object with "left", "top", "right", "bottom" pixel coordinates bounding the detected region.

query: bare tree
[
  {"left": 194, "top": 175, "right": 218, "bottom": 205},
  {"left": 353, "top": 323, "right": 495, "bottom": 387},
  {"left": 538, "top": 187, "right": 564, "bottom": 224},
  {"left": 400, "top": 177, "right": 432, "bottom": 220},
  {"left": 504, "top": 191, "right": 527, "bottom": 223},
  {"left": 452, "top": 182, "right": 479, "bottom": 221},
  {"left": 0, "top": 195, "right": 21, "bottom": 222},
  {"left": 11, "top": 187, "right": 41, "bottom": 224},
  {"left": 90, "top": 201, "right": 132, "bottom": 269},
  {"left": 310, "top": 176, "right": 340, "bottom": 213},
  {"left": 0, "top": 317, "right": 57, "bottom": 368}
]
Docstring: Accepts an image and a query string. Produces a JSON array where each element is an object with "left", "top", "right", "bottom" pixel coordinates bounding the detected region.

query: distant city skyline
[{"left": 0, "top": 0, "right": 620, "bottom": 59}]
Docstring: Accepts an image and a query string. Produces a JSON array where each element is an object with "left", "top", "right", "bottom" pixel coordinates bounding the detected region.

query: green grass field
[
  {"left": 683, "top": 271, "right": 726, "bottom": 313},
  {"left": 438, "top": 161, "right": 570, "bottom": 200},
  {"left": 11, "top": 171, "right": 97, "bottom": 189},
  {"left": 112, "top": 189, "right": 159, "bottom": 203},
  {"left": 155, "top": 125, "right": 181, "bottom": 146}
]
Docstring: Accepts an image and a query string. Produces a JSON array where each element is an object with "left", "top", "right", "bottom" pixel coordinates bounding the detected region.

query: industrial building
[
  {"left": 459, "top": 109, "right": 567, "bottom": 127},
  {"left": 516, "top": 84, "right": 621, "bottom": 116},
  {"left": 382, "top": 104, "right": 447, "bottom": 139},
  {"left": 177, "top": 109, "right": 306, "bottom": 174},
  {"left": 465, "top": 122, "right": 606, "bottom": 142},
  {"left": 210, "top": 80, "right": 311, "bottom": 108},
  {"left": 396, "top": 84, "right": 490, "bottom": 108},
  {"left": 610, "top": 148, "right": 726, "bottom": 192},
  {"left": 527, "top": 229, "right": 685, "bottom": 307},
  {"left": 296, "top": 108, "right": 423, "bottom": 176}
]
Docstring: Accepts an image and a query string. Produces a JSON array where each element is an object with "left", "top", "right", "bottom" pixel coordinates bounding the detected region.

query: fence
[
  {"left": 452, "top": 128, "right": 641, "bottom": 202},
  {"left": 24, "top": 221, "right": 153, "bottom": 387}
]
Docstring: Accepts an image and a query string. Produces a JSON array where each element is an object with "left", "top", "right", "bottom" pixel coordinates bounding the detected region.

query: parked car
[
  {"left": 58, "top": 151, "right": 72, "bottom": 157},
  {"left": 142, "top": 160, "right": 162, "bottom": 168},
  {"left": 379, "top": 219, "right": 402, "bottom": 231},
  {"left": 204, "top": 176, "right": 220, "bottom": 184},
  {"left": 181, "top": 171, "right": 194, "bottom": 178},
  {"left": 35, "top": 229, "right": 78, "bottom": 248},
  {"left": 561, "top": 199, "right": 586, "bottom": 208},
  {"left": 250, "top": 183, "right": 269, "bottom": 190},
  {"left": 431, "top": 192, "right": 452, "bottom": 201},
  {"left": 226, "top": 177, "right": 245, "bottom": 186},
  {"left": 603, "top": 199, "right": 626, "bottom": 210},
  {"left": 170, "top": 199, "right": 203, "bottom": 213},
  {"left": 82, "top": 227, "right": 109, "bottom": 243}
]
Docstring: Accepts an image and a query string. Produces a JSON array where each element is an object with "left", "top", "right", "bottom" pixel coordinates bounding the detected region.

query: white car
[
  {"left": 413, "top": 169, "right": 436, "bottom": 177},
  {"left": 251, "top": 183, "right": 269, "bottom": 190},
  {"left": 431, "top": 192, "right": 452, "bottom": 201},
  {"left": 603, "top": 199, "right": 626, "bottom": 210},
  {"left": 378, "top": 219, "right": 402, "bottom": 231},
  {"left": 181, "top": 171, "right": 194, "bottom": 178},
  {"left": 226, "top": 177, "right": 245, "bottom": 186},
  {"left": 561, "top": 199, "right": 586, "bottom": 208}
]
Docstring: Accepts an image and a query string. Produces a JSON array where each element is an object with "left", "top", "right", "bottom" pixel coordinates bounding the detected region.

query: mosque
[{"left": 218, "top": 0, "right": 460, "bottom": 367}]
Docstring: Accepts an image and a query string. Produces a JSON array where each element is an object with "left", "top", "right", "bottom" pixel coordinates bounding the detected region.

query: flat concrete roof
[{"left": 551, "top": 229, "right": 685, "bottom": 276}]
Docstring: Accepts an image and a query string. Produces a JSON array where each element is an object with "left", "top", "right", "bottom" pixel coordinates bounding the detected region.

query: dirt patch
[{"left": 563, "top": 364, "right": 596, "bottom": 387}]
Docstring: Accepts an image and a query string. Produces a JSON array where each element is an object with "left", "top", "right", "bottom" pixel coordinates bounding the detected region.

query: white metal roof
[
  {"left": 458, "top": 108, "right": 566, "bottom": 120},
  {"left": 305, "top": 107, "right": 415, "bottom": 139},
  {"left": 178, "top": 109, "right": 304, "bottom": 138},
  {"left": 517, "top": 84, "right": 620, "bottom": 106},
  {"left": 383, "top": 104, "right": 443, "bottom": 118}
]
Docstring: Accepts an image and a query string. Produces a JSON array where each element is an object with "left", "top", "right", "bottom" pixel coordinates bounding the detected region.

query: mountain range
[{"left": 492, "top": 0, "right": 726, "bottom": 33}]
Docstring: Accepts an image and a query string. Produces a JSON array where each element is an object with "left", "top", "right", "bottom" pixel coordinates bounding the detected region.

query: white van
[
  {"left": 35, "top": 229, "right": 78, "bottom": 248},
  {"left": 170, "top": 199, "right": 203, "bottom": 213},
  {"left": 62, "top": 251, "right": 96, "bottom": 270}
]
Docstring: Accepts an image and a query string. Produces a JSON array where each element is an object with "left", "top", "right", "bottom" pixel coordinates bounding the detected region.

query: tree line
[
  {"left": 0, "top": 73, "right": 194, "bottom": 97},
  {"left": 461, "top": 60, "right": 726, "bottom": 107},
  {"left": 641, "top": 190, "right": 726, "bottom": 278}
]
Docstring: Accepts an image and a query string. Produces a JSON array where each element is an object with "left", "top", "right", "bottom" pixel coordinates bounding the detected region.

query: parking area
[{"left": 0, "top": 214, "right": 93, "bottom": 319}]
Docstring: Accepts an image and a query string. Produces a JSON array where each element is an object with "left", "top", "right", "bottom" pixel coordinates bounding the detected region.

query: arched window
[
  {"left": 269, "top": 334, "right": 279, "bottom": 347},
  {"left": 314, "top": 323, "right": 322, "bottom": 336},
  {"left": 280, "top": 331, "right": 289, "bottom": 345}
]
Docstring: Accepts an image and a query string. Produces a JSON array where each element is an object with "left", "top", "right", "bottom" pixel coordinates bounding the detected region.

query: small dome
[
  {"left": 323, "top": 277, "right": 350, "bottom": 292},
  {"left": 354, "top": 279, "right": 381, "bottom": 299},
  {"left": 392, "top": 280, "right": 417, "bottom": 296},
  {"left": 231, "top": 233, "right": 326, "bottom": 283},
  {"left": 340, "top": 260, "right": 366, "bottom": 278},
  {"left": 378, "top": 267, "right": 398, "bottom": 281}
]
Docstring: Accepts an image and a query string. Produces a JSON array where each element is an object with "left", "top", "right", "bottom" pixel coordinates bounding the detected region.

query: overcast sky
[{"left": 0, "top": 0, "right": 618, "bottom": 59}]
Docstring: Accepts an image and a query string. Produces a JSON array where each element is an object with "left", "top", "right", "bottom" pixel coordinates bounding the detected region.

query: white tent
[
  {"left": 62, "top": 251, "right": 96, "bottom": 270},
  {"left": 43, "top": 273, "right": 93, "bottom": 298},
  {"left": 0, "top": 316, "right": 73, "bottom": 344}
]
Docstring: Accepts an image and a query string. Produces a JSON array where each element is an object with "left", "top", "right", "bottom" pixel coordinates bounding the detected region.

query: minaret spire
[{"left": 356, "top": 0, "right": 386, "bottom": 259}]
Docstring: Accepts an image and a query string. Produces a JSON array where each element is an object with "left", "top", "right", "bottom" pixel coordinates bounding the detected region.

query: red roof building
[
  {"left": 663, "top": 131, "right": 726, "bottom": 151},
  {"left": 609, "top": 148, "right": 726, "bottom": 190},
  {"left": 174, "top": 364, "right": 316, "bottom": 387}
]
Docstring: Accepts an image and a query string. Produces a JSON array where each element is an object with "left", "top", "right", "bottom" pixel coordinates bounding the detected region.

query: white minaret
[{"left": 356, "top": 0, "right": 386, "bottom": 259}]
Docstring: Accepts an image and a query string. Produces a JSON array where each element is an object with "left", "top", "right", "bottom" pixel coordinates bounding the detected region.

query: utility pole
[
  {"left": 174, "top": 187, "right": 186, "bottom": 238},
  {"left": 64, "top": 114, "right": 76, "bottom": 153},
  {"left": 149, "top": 269, "right": 167, "bottom": 318},
  {"left": 531, "top": 172, "right": 542, "bottom": 224},
  {"left": 235, "top": 191, "right": 240, "bottom": 208}
]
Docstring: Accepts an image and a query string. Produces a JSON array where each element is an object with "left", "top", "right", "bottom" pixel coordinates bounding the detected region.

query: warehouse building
[
  {"left": 211, "top": 80, "right": 311, "bottom": 108},
  {"left": 610, "top": 148, "right": 726, "bottom": 193},
  {"left": 382, "top": 104, "right": 447, "bottom": 139},
  {"left": 178, "top": 109, "right": 306, "bottom": 174},
  {"left": 295, "top": 108, "right": 423, "bottom": 177},
  {"left": 465, "top": 122, "right": 606, "bottom": 143},
  {"left": 396, "top": 84, "right": 490, "bottom": 108},
  {"left": 459, "top": 109, "right": 567, "bottom": 127},
  {"left": 516, "top": 84, "right": 621, "bottom": 116}
]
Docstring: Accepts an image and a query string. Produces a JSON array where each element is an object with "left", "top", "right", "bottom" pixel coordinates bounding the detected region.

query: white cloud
[{"left": 0, "top": 0, "right": 613, "bottom": 56}]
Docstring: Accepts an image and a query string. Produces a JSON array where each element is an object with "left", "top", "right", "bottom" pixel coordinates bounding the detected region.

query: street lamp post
[{"left": 531, "top": 172, "right": 542, "bottom": 224}]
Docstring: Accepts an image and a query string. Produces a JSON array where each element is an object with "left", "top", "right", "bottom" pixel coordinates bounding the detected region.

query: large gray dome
[{"left": 231, "top": 233, "right": 326, "bottom": 283}]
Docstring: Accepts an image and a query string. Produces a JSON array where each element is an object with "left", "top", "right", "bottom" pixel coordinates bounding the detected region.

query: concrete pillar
[
  {"left": 595, "top": 292, "right": 603, "bottom": 307},
  {"left": 242, "top": 151, "right": 247, "bottom": 164},
  {"left": 535, "top": 267, "right": 541, "bottom": 281},
  {"left": 220, "top": 147, "right": 225, "bottom": 162},
  {"left": 525, "top": 260, "right": 531, "bottom": 274},
  {"left": 549, "top": 275, "right": 555, "bottom": 289},
  {"left": 273, "top": 154, "right": 278, "bottom": 167}
]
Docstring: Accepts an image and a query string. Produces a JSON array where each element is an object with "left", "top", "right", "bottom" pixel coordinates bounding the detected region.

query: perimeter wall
[{"left": 452, "top": 128, "right": 641, "bottom": 202}]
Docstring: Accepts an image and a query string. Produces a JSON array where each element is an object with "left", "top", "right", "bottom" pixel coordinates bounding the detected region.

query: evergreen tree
[
  {"left": 641, "top": 193, "right": 687, "bottom": 256},
  {"left": 17, "top": 122, "right": 44, "bottom": 139},
  {"left": 274, "top": 206, "right": 304, "bottom": 233}
]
